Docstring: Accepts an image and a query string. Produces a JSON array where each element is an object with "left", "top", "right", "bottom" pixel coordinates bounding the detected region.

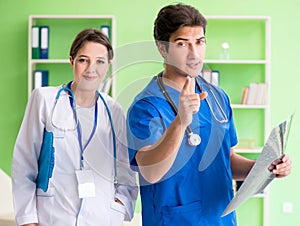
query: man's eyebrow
[
  {"left": 173, "top": 36, "right": 205, "bottom": 42},
  {"left": 174, "top": 38, "right": 189, "bottom": 42}
]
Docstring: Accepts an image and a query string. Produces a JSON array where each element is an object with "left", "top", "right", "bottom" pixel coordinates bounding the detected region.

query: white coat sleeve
[
  {"left": 12, "top": 88, "right": 49, "bottom": 225},
  {"left": 111, "top": 101, "right": 138, "bottom": 221}
]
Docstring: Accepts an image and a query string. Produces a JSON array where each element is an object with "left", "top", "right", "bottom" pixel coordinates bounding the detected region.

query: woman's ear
[{"left": 69, "top": 56, "right": 74, "bottom": 65}]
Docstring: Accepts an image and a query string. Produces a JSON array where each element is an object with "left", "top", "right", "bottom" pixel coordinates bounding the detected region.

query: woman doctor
[{"left": 12, "top": 28, "right": 138, "bottom": 226}]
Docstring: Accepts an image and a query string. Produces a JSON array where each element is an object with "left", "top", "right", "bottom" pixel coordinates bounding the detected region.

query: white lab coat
[{"left": 12, "top": 86, "right": 138, "bottom": 226}]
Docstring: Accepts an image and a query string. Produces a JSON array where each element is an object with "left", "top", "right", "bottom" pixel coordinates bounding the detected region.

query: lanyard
[
  {"left": 65, "top": 82, "right": 118, "bottom": 185},
  {"left": 66, "top": 82, "right": 98, "bottom": 165},
  {"left": 76, "top": 102, "right": 98, "bottom": 154}
]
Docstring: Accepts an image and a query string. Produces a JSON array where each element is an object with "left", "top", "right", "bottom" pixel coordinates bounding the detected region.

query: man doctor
[{"left": 126, "top": 3, "right": 292, "bottom": 226}]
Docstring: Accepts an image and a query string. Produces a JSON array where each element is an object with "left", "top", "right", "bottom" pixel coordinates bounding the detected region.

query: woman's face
[{"left": 70, "top": 41, "right": 110, "bottom": 92}]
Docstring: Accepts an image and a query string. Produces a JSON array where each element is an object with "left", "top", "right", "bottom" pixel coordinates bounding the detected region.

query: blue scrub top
[{"left": 127, "top": 74, "right": 238, "bottom": 226}]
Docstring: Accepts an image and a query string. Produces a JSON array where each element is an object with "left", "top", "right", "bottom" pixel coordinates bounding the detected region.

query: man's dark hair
[{"left": 154, "top": 3, "right": 207, "bottom": 44}]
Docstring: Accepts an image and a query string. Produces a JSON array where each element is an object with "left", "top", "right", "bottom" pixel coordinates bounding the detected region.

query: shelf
[
  {"left": 206, "top": 15, "right": 270, "bottom": 20},
  {"left": 30, "top": 15, "right": 115, "bottom": 19},
  {"left": 31, "top": 59, "right": 70, "bottom": 64},
  {"left": 205, "top": 59, "right": 269, "bottom": 64},
  {"left": 231, "top": 104, "right": 268, "bottom": 109}
]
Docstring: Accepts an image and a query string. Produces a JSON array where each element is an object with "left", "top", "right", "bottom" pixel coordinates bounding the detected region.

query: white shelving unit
[
  {"left": 28, "top": 15, "right": 116, "bottom": 98},
  {"left": 205, "top": 16, "right": 271, "bottom": 226}
]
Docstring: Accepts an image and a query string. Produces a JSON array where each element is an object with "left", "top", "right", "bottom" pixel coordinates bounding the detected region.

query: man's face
[{"left": 163, "top": 26, "right": 206, "bottom": 78}]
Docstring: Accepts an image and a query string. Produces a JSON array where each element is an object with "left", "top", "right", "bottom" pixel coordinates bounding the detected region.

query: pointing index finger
[{"left": 181, "top": 76, "right": 195, "bottom": 94}]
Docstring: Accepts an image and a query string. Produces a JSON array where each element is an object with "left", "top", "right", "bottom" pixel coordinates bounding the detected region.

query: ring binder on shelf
[{"left": 40, "top": 26, "right": 49, "bottom": 59}]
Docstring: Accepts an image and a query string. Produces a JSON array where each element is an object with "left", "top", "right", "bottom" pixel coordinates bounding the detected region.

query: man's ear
[{"left": 157, "top": 41, "right": 167, "bottom": 58}]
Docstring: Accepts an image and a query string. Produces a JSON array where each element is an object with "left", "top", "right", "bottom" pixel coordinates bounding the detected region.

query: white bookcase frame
[{"left": 205, "top": 16, "right": 271, "bottom": 226}]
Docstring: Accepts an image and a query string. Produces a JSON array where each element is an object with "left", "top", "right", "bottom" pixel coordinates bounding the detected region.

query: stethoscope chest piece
[{"left": 188, "top": 133, "right": 201, "bottom": 146}]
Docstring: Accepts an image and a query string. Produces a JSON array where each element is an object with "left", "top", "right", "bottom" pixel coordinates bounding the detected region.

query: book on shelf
[
  {"left": 33, "top": 70, "right": 48, "bottom": 89},
  {"left": 246, "top": 82, "right": 258, "bottom": 105},
  {"left": 240, "top": 87, "right": 249, "bottom": 104},
  {"left": 241, "top": 83, "right": 267, "bottom": 105},
  {"left": 200, "top": 69, "right": 219, "bottom": 86},
  {"left": 255, "top": 83, "right": 267, "bottom": 105},
  {"left": 31, "top": 25, "right": 49, "bottom": 59}
]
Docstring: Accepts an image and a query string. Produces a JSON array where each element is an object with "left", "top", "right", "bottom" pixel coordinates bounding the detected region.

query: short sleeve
[{"left": 126, "top": 98, "right": 165, "bottom": 169}]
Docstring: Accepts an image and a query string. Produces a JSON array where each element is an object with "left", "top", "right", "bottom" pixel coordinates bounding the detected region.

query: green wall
[{"left": 0, "top": 0, "right": 299, "bottom": 225}]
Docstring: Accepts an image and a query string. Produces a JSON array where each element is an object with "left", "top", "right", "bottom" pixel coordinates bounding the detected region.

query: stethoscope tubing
[
  {"left": 51, "top": 83, "right": 118, "bottom": 185},
  {"left": 156, "top": 72, "right": 228, "bottom": 146}
]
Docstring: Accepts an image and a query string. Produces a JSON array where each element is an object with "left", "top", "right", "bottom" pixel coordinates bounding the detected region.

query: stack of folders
[
  {"left": 240, "top": 82, "right": 267, "bottom": 105},
  {"left": 200, "top": 69, "right": 220, "bottom": 87},
  {"left": 33, "top": 70, "right": 49, "bottom": 89},
  {"left": 31, "top": 25, "right": 49, "bottom": 59}
]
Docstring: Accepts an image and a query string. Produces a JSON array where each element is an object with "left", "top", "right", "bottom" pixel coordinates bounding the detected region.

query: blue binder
[
  {"left": 33, "top": 70, "right": 48, "bottom": 89},
  {"left": 36, "top": 129, "right": 55, "bottom": 192},
  {"left": 39, "top": 26, "right": 49, "bottom": 59},
  {"left": 100, "top": 25, "right": 110, "bottom": 39}
]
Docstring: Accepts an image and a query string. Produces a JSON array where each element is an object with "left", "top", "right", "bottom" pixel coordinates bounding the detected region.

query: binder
[
  {"left": 201, "top": 69, "right": 211, "bottom": 83},
  {"left": 31, "top": 25, "right": 40, "bottom": 59},
  {"left": 101, "top": 25, "right": 110, "bottom": 39},
  {"left": 36, "top": 129, "right": 55, "bottom": 192},
  {"left": 33, "top": 70, "right": 49, "bottom": 89},
  {"left": 211, "top": 70, "right": 220, "bottom": 86},
  {"left": 40, "top": 26, "right": 49, "bottom": 59}
]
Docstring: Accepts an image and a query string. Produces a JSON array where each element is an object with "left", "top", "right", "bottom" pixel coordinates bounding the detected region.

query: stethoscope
[
  {"left": 156, "top": 72, "right": 228, "bottom": 146},
  {"left": 50, "top": 82, "right": 118, "bottom": 185}
]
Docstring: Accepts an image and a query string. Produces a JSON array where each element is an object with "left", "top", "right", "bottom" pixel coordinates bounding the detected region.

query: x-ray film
[{"left": 222, "top": 113, "right": 294, "bottom": 217}]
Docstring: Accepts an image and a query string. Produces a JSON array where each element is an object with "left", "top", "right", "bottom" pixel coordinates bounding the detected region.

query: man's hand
[
  {"left": 178, "top": 77, "right": 207, "bottom": 128},
  {"left": 268, "top": 154, "right": 292, "bottom": 178}
]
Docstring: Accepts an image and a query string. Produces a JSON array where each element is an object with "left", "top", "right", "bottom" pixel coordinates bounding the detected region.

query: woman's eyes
[
  {"left": 78, "top": 58, "right": 88, "bottom": 63},
  {"left": 96, "top": 59, "right": 105, "bottom": 64},
  {"left": 77, "top": 58, "right": 106, "bottom": 64}
]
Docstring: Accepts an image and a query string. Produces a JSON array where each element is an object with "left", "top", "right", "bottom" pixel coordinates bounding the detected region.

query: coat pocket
[
  {"left": 109, "top": 200, "right": 126, "bottom": 226},
  {"left": 36, "top": 187, "right": 55, "bottom": 224},
  {"left": 161, "top": 201, "right": 204, "bottom": 226}
]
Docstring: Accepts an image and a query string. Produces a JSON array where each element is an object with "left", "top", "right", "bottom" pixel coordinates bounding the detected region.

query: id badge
[{"left": 75, "top": 170, "right": 96, "bottom": 198}]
